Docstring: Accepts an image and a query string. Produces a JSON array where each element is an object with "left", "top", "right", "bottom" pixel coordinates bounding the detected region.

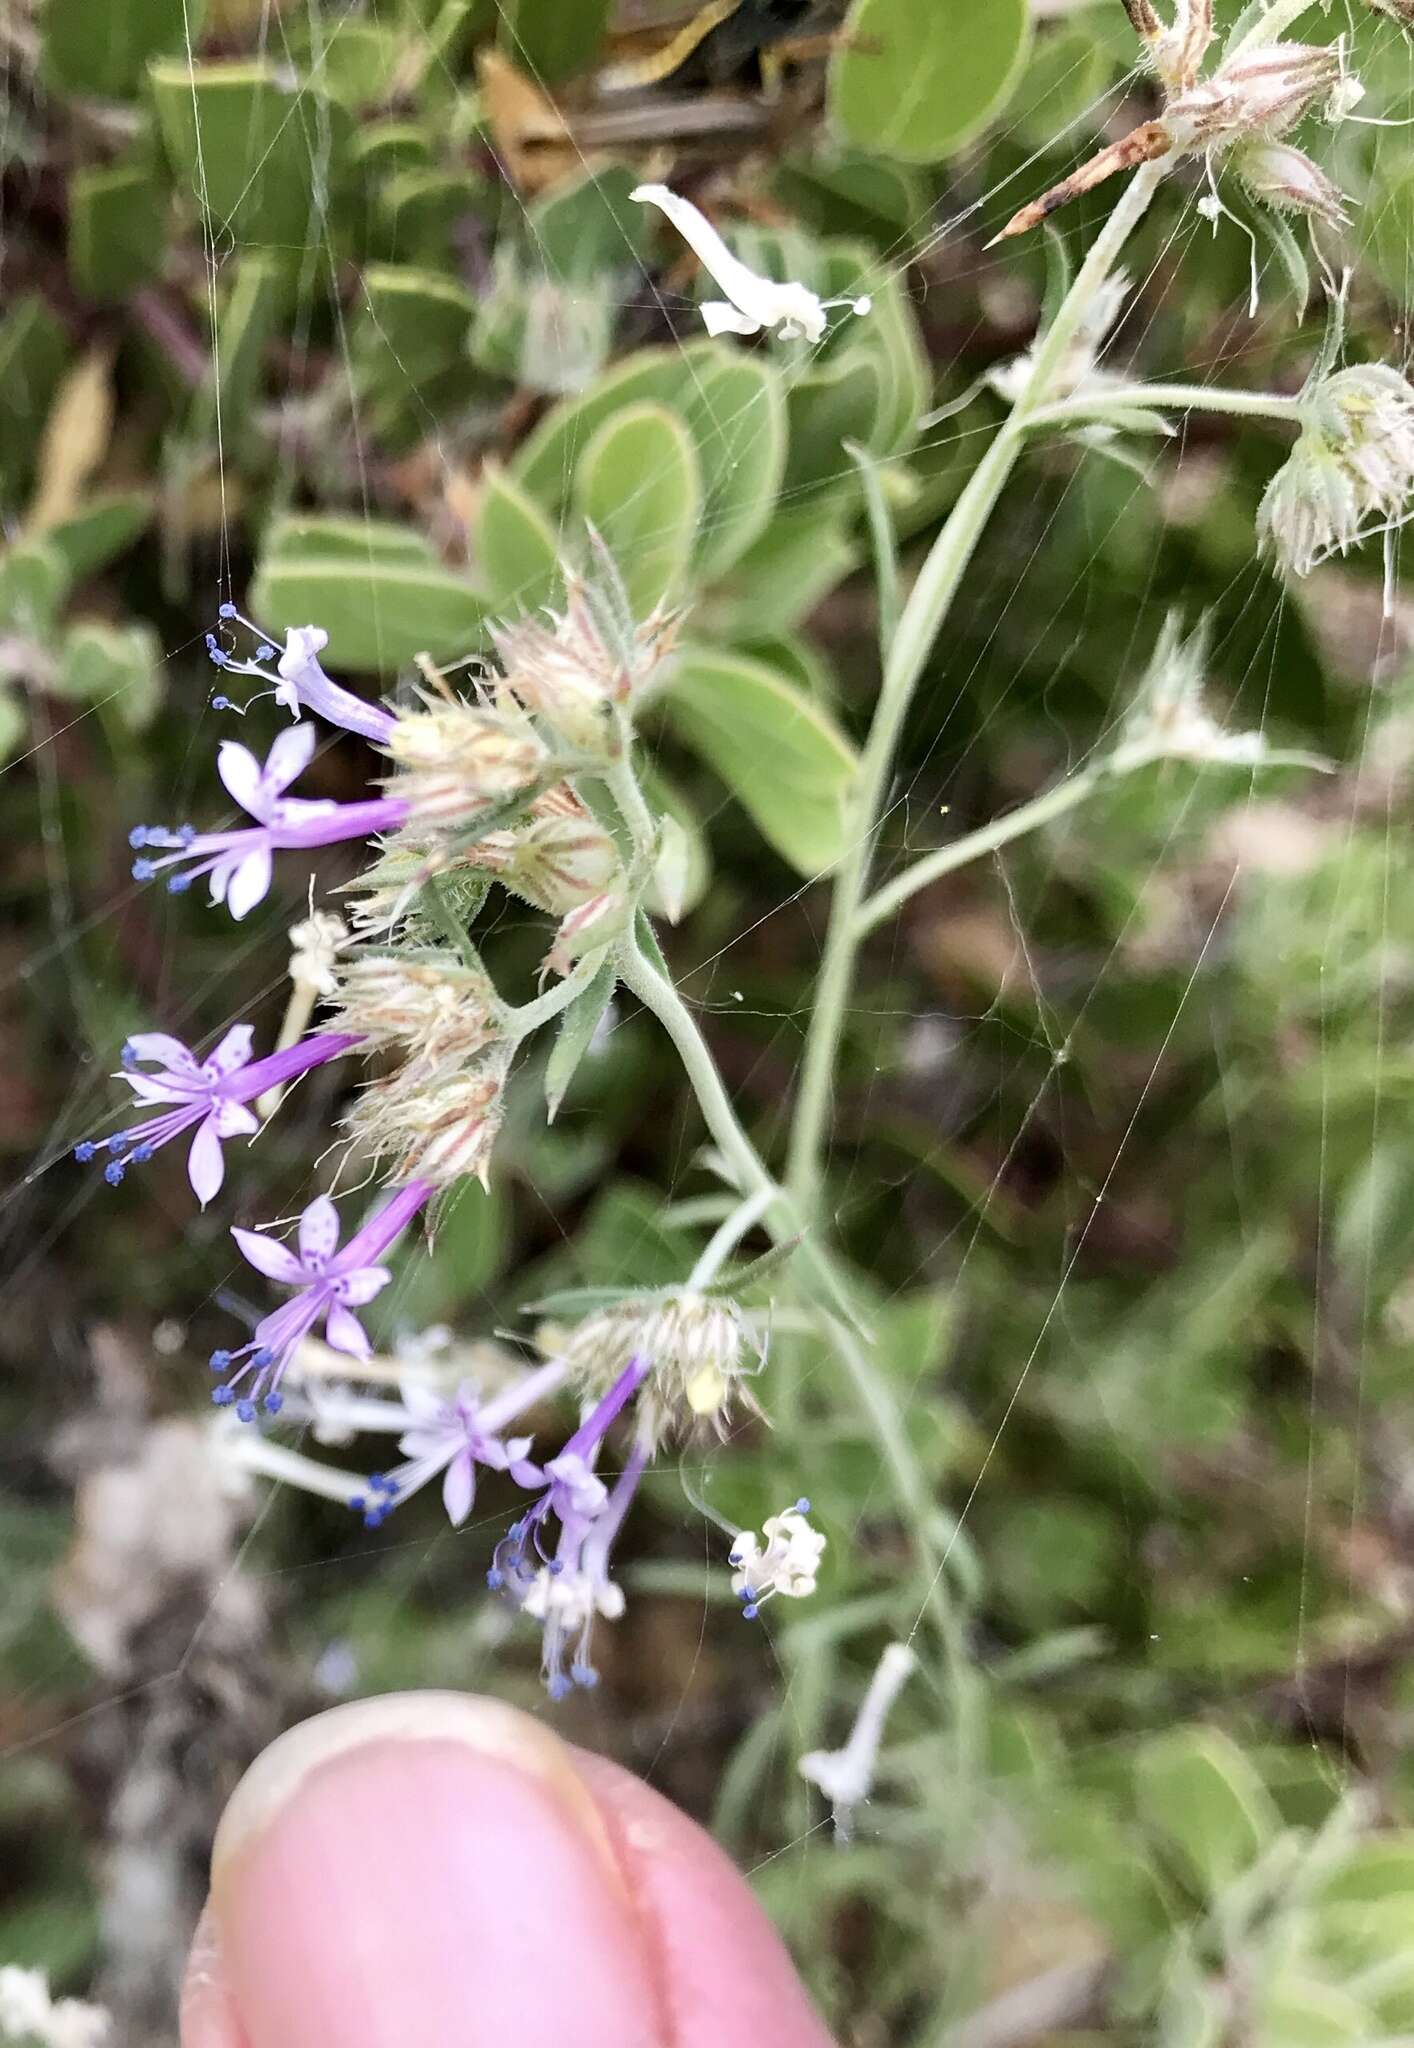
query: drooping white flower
[
  {"left": 798, "top": 1641, "right": 916, "bottom": 1841},
  {"left": 1259, "top": 364, "right": 1414, "bottom": 579},
  {"left": 631, "top": 183, "right": 871, "bottom": 345},
  {"left": 730, "top": 1499, "right": 826, "bottom": 1615}
]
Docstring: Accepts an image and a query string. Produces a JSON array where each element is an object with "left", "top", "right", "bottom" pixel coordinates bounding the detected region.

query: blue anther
[
  {"left": 178, "top": 823, "right": 196, "bottom": 844},
  {"left": 130, "top": 1143, "right": 154, "bottom": 1164},
  {"left": 349, "top": 1495, "right": 365, "bottom": 1515},
  {"left": 742, "top": 1603, "right": 759, "bottom": 1621},
  {"left": 73, "top": 1141, "right": 97, "bottom": 1163},
  {"left": 264, "top": 1392, "right": 283, "bottom": 1415},
  {"left": 796, "top": 1496, "right": 811, "bottom": 1512},
  {"left": 486, "top": 1568, "right": 504, "bottom": 1590},
  {"left": 547, "top": 1674, "right": 572, "bottom": 1702},
  {"left": 253, "top": 1346, "right": 275, "bottom": 1368},
  {"left": 256, "top": 643, "right": 276, "bottom": 662},
  {"left": 211, "top": 1385, "right": 235, "bottom": 1406},
  {"left": 211, "top": 694, "right": 231, "bottom": 711},
  {"left": 132, "top": 859, "right": 155, "bottom": 882},
  {"left": 167, "top": 873, "right": 193, "bottom": 894},
  {"left": 236, "top": 1398, "right": 256, "bottom": 1424},
  {"left": 218, "top": 603, "right": 237, "bottom": 620},
  {"left": 209, "top": 1349, "right": 233, "bottom": 1371},
  {"left": 121, "top": 1043, "right": 138, "bottom": 1068},
  {"left": 128, "top": 825, "right": 148, "bottom": 849}
]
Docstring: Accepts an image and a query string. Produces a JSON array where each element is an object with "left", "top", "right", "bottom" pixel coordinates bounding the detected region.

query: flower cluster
[
  {"left": 94, "top": 583, "right": 805, "bottom": 1694},
  {"left": 1258, "top": 365, "right": 1414, "bottom": 578},
  {"left": 998, "top": 1, "right": 1357, "bottom": 241}
]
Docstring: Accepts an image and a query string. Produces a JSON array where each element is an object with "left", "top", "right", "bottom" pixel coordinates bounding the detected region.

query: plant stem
[
  {"left": 688, "top": 1186, "right": 776, "bottom": 1289},
  {"left": 854, "top": 766, "right": 1103, "bottom": 939},
  {"left": 1026, "top": 382, "right": 1302, "bottom": 431},
  {"left": 503, "top": 949, "right": 603, "bottom": 1039},
  {"left": 785, "top": 159, "right": 1167, "bottom": 1216}
]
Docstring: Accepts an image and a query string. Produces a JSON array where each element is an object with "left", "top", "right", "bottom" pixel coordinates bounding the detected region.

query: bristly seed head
[
  {"left": 560, "top": 1289, "right": 763, "bottom": 1446},
  {"left": 490, "top": 568, "right": 679, "bottom": 755},
  {"left": 328, "top": 952, "right": 502, "bottom": 1063},
  {"left": 344, "top": 1045, "right": 510, "bottom": 1188},
  {"left": 1258, "top": 365, "right": 1414, "bottom": 578},
  {"left": 384, "top": 699, "right": 548, "bottom": 829}
]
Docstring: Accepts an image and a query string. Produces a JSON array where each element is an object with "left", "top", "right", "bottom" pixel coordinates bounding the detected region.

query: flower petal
[
  {"left": 299, "top": 1195, "right": 341, "bottom": 1265},
  {"left": 631, "top": 182, "right": 780, "bottom": 328},
  {"left": 225, "top": 843, "right": 273, "bottom": 920},
  {"left": 324, "top": 1301, "right": 371, "bottom": 1358},
  {"left": 205, "top": 1023, "right": 255, "bottom": 1077},
  {"left": 262, "top": 721, "right": 319, "bottom": 795},
  {"left": 231, "top": 1227, "right": 306, "bottom": 1283},
  {"left": 213, "top": 1099, "right": 260, "bottom": 1138},
  {"left": 336, "top": 1263, "right": 392, "bottom": 1307},
  {"left": 442, "top": 1452, "right": 475, "bottom": 1527},
  {"left": 217, "top": 741, "right": 265, "bottom": 814},
  {"left": 125, "top": 1032, "right": 198, "bottom": 1072},
  {"left": 701, "top": 300, "right": 762, "bottom": 337},
  {"left": 278, "top": 625, "right": 329, "bottom": 677},
  {"left": 187, "top": 1114, "right": 226, "bottom": 1207}
]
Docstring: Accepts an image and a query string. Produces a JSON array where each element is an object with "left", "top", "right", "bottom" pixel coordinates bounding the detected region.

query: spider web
[{"left": 2, "top": 0, "right": 1413, "bottom": 2035}]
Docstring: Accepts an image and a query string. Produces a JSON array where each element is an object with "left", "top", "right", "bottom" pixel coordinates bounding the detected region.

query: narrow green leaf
[
  {"left": 659, "top": 644, "right": 860, "bottom": 876},
  {"left": 830, "top": 0, "right": 1031, "bottom": 163},
  {"left": 43, "top": 493, "right": 152, "bottom": 580},
  {"left": 544, "top": 955, "right": 617, "bottom": 1122},
  {"left": 845, "top": 440, "right": 900, "bottom": 665}
]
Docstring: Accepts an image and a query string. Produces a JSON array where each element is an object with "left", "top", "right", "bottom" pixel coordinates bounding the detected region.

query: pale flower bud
[
  {"left": 346, "top": 1047, "right": 509, "bottom": 1189},
  {"left": 329, "top": 953, "right": 502, "bottom": 1061},
  {"left": 385, "top": 702, "right": 547, "bottom": 828},
  {"left": 1258, "top": 365, "right": 1414, "bottom": 577},
  {"left": 1232, "top": 138, "right": 1349, "bottom": 227},
  {"left": 492, "top": 570, "right": 678, "bottom": 753},
  {"left": 500, "top": 810, "right": 623, "bottom": 915},
  {"left": 1169, "top": 43, "right": 1345, "bottom": 150}
]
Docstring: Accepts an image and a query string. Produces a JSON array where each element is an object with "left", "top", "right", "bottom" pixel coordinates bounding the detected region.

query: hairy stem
[
  {"left": 1025, "top": 382, "right": 1303, "bottom": 431},
  {"left": 785, "top": 159, "right": 1167, "bottom": 1215},
  {"left": 1226, "top": 0, "right": 1324, "bottom": 58}
]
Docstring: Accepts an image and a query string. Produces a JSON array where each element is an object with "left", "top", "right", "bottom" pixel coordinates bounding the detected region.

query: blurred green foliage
[{"left": 7, "top": 0, "right": 1414, "bottom": 2040}]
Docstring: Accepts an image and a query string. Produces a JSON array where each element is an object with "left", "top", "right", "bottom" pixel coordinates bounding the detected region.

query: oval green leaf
[
  {"left": 830, "top": 0, "right": 1031, "bottom": 164},
  {"left": 574, "top": 401, "right": 701, "bottom": 615},
  {"left": 659, "top": 644, "right": 859, "bottom": 875},
  {"left": 252, "top": 519, "right": 487, "bottom": 673},
  {"left": 476, "top": 461, "right": 564, "bottom": 617},
  {"left": 679, "top": 355, "right": 786, "bottom": 583}
]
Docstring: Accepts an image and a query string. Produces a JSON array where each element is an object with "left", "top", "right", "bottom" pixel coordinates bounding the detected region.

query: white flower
[
  {"left": 798, "top": 1642, "right": 916, "bottom": 1841},
  {"left": 286, "top": 909, "right": 347, "bottom": 997},
  {"left": 631, "top": 183, "right": 870, "bottom": 345},
  {"left": 730, "top": 1500, "right": 826, "bottom": 1614},
  {"left": 0, "top": 1968, "right": 109, "bottom": 2048}
]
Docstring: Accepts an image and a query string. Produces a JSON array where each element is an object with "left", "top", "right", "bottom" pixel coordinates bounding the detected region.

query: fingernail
[{"left": 211, "top": 1692, "right": 664, "bottom": 2048}]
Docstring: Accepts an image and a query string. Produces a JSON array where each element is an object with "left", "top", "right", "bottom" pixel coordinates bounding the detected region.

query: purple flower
[
  {"left": 129, "top": 724, "right": 408, "bottom": 919},
  {"left": 74, "top": 1025, "right": 361, "bottom": 1205},
  {"left": 353, "top": 1363, "right": 563, "bottom": 1530},
  {"left": 489, "top": 1354, "right": 650, "bottom": 1697},
  {"left": 212, "top": 1180, "right": 432, "bottom": 1420},
  {"left": 208, "top": 610, "right": 397, "bottom": 749},
  {"left": 208, "top": 610, "right": 397, "bottom": 746}
]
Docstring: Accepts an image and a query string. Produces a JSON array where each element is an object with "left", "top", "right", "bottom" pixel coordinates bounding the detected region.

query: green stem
[
  {"left": 688, "top": 1187, "right": 775, "bottom": 1289},
  {"left": 605, "top": 719, "right": 656, "bottom": 865},
  {"left": 1026, "top": 382, "right": 1302, "bottom": 432},
  {"left": 785, "top": 158, "right": 1167, "bottom": 1215},
  {"left": 854, "top": 766, "right": 1103, "bottom": 939},
  {"left": 503, "top": 949, "right": 602, "bottom": 1040}
]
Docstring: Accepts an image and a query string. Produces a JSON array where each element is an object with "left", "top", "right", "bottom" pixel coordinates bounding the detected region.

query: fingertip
[{"left": 184, "top": 1691, "right": 833, "bottom": 2048}]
